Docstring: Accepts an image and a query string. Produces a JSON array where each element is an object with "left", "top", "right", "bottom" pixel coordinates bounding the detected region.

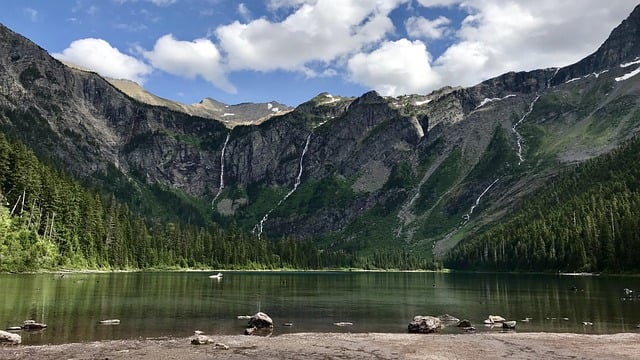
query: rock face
[
  {"left": 408, "top": 316, "right": 442, "bottom": 333},
  {"left": 2, "top": 5, "right": 640, "bottom": 257},
  {"left": 0, "top": 330, "right": 21, "bottom": 345},
  {"left": 553, "top": 4, "right": 640, "bottom": 84}
]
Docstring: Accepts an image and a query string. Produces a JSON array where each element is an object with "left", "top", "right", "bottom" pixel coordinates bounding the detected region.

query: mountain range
[{"left": 1, "top": 4, "right": 640, "bottom": 267}]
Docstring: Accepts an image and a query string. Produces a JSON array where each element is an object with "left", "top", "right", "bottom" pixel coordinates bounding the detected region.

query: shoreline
[{"left": 2, "top": 332, "right": 640, "bottom": 359}]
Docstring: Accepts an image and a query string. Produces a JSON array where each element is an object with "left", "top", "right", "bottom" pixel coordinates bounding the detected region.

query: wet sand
[{"left": 2, "top": 332, "right": 640, "bottom": 359}]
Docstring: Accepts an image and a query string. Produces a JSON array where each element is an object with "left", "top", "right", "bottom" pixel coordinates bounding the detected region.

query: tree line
[
  {"left": 0, "top": 131, "right": 437, "bottom": 272},
  {"left": 445, "top": 136, "right": 640, "bottom": 272}
]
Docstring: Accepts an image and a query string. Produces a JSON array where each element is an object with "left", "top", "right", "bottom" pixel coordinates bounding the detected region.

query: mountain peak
[{"left": 553, "top": 4, "right": 640, "bottom": 84}]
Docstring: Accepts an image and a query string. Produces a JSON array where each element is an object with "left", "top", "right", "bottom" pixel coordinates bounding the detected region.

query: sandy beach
[{"left": 2, "top": 332, "right": 640, "bottom": 359}]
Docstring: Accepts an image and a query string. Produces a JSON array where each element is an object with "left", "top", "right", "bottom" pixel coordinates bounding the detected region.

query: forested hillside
[
  {"left": 0, "top": 131, "right": 438, "bottom": 272},
  {"left": 445, "top": 136, "right": 640, "bottom": 272}
]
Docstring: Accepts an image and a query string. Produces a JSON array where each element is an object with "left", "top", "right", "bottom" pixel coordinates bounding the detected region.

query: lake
[{"left": 1, "top": 271, "right": 639, "bottom": 345}]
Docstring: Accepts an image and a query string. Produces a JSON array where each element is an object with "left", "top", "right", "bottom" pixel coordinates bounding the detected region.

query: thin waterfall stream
[
  {"left": 211, "top": 131, "right": 231, "bottom": 208},
  {"left": 254, "top": 133, "right": 312, "bottom": 239},
  {"left": 512, "top": 95, "right": 540, "bottom": 165}
]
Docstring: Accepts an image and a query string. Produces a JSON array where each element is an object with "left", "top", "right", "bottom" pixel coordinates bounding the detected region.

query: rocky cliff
[{"left": 1, "top": 4, "right": 640, "bottom": 259}]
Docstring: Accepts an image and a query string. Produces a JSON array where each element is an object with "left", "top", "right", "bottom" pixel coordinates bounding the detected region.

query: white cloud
[
  {"left": 143, "top": 34, "right": 236, "bottom": 93},
  {"left": 266, "top": 0, "right": 308, "bottom": 11},
  {"left": 149, "top": 0, "right": 176, "bottom": 5},
  {"left": 347, "top": 39, "right": 440, "bottom": 96},
  {"left": 114, "top": 0, "right": 176, "bottom": 6},
  {"left": 216, "top": 0, "right": 408, "bottom": 72},
  {"left": 405, "top": 15, "right": 451, "bottom": 39},
  {"left": 237, "top": 3, "right": 251, "bottom": 20},
  {"left": 53, "top": 38, "right": 152, "bottom": 84},
  {"left": 416, "top": 0, "right": 459, "bottom": 7},
  {"left": 425, "top": 0, "right": 639, "bottom": 90},
  {"left": 25, "top": 8, "right": 38, "bottom": 22}
]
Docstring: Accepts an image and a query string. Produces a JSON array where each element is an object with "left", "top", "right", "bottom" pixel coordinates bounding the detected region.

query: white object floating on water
[
  {"left": 209, "top": 272, "right": 223, "bottom": 279},
  {"left": 99, "top": 319, "right": 120, "bottom": 325},
  {"left": 333, "top": 322, "right": 353, "bottom": 327}
]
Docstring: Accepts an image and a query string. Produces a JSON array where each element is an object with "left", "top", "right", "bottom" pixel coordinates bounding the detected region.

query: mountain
[
  {"left": 1, "top": 4, "right": 640, "bottom": 268},
  {"left": 107, "top": 78, "right": 292, "bottom": 126}
]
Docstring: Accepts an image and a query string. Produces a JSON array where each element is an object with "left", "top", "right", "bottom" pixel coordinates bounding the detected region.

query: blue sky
[{"left": 1, "top": 1, "right": 637, "bottom": 106}]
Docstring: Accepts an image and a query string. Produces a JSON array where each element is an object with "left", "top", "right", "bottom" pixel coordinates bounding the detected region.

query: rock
[
  {"left": 457, "top": 319, "right": 472, "bottom": 328},
  {"left": 283, "top": 323, "right": 293, "bottom": 327},
  {"left": 237, "top": 315, "right": 251, "bottom": 320},
  {"left": 485, "top": 315, "right": 507, "bottom": 324},
  {"left": 244, "top": 327, "right": 273, "bottom": 336},
  {"left": 244, "top": 312, "right": 274, "bottom": 336},
  {"left": 408, "top": 316, "right": 442, "bottom": 334},
  {"left": 582, "top": 321, "right": 594, "bottom": 326},
  {"left": 247, "top": 312, "right": 273, "bottom": 330},
  {"left": 99, "top": 319, "right": 120, "bottom": 325},
  {"left": 502, "top": 321, "right": 517, "bottom": 330},
  {"left": 22, "top": 320, "right": 47, "bottom": 330},
  {"left": 214, "top": 342, "right": 229, "bottom": 350},
  {"left": 462, "top": 327, "right": 476, "bottom": 333},
  {"left": 5, "top": 327, "right": 22, "bottom": 331},
  {"left": 191, "top": 334, "right": 214, "bottom": 345},
  {"left": 0, "top": 330, "right": 21, "bottom": 345},
  {"left": 438, "top": 314, "right": 460, "bottom": 323}
]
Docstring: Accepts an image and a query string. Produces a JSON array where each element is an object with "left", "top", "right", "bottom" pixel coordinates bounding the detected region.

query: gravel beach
[{"left": 2, "top": 332, "right": 640, "bottom": 359}]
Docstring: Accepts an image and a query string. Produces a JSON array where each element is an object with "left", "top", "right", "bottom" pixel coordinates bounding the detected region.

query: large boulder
[
  {"left": 0, "top": 330, "right": 21, "bottom": 345},
  {"left": 408, "top": 316, "right": 442, "bottom": 333},
  {"left": 245, "top": 312, "right": 274, "bottom": 335},
  {"left": 248, "top": 312, "right": 273, "bottom": 329}
]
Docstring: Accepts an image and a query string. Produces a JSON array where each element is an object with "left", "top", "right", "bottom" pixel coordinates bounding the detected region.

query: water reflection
[{"left": 0, "top": 272, "right": 639, "bottom": 344}]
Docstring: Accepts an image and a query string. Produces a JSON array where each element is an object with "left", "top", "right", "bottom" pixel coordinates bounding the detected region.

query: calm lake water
[{"left": 1, "top": 271, "right": 640, "bottom": 345}]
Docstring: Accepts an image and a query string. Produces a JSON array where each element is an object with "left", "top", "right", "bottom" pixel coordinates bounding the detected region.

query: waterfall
[
  {"left": 211, "top": 131, "right": 231, "bottom": 208},
  {"left": 547, "top": 67, "right": 560, "bottom": 88},
  {"left": 462, "top": 178, "right": 500, "bottom": 223},
  {"left": 512, "top": 95, "right": 540, "bottom": 165},
  {"left": 285, "top": 133, "right": 311, "bottom": 200},
  {"left": 254, "top": 133, "right": 312, "bottom": 239}
]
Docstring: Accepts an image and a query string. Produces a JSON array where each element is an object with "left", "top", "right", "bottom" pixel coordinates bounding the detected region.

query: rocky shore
[{"left": 2, "top": 332, "right": 640, "bottom": 359}]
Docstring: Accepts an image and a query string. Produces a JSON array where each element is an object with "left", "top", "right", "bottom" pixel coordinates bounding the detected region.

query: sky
[{"left": 0, "top": 1, "right": 638, "bottom": 106}]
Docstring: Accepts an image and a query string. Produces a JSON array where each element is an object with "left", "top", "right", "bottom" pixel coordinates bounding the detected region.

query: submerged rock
[
  {"left": 22, "top": 320, "right": 47, "bottom": 330},
  {"left": 502, "top": 321, "right": 517, "bottom": 330}
]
